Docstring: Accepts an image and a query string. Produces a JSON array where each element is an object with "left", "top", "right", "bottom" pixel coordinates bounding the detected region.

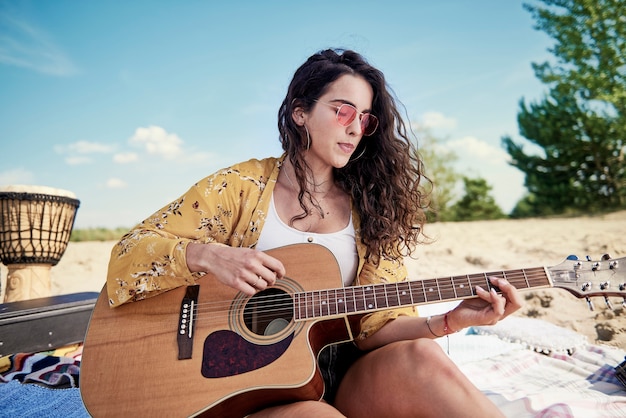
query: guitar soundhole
[{"left": 243, "top": 288, "right": 293, "bottom": 336}]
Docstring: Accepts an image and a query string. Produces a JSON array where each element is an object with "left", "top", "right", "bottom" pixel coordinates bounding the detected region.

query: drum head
[{"left": 0, "top": 185, "right": 77, "bottom": 199}]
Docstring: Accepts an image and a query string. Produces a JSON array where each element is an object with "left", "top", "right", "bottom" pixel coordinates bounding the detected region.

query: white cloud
[
  {"left": 54, "top": 140, "right": 115, "bottom": 166},
  {"left": 113, "top": 152, "right": 138, "bottom": 164},
  {"left": 69, "top": 140, "right": 114, "bottom": 154},
  {"left": 106, "top": 178, "right": 127, "bottom": 189},
  {"left": 55, "top": 140, "right": 114, "bottom": 155},
  {"left": 0, "top": 168, "right": 35, "bottom": 186},
  {"left": 129, "top": 125, "right": 183, "bottom": 159},
  {"left": 446, "top": 136, "right": 510, "bottom": 165},
  {"left": 437, "top": 135, "right": 522, "bottom": 213},
  {"left": 420, "top": 111, "right": 458, "bottom": 130},
  {"left": 65, "top": 156, "right": 93, "bottom": 165}
]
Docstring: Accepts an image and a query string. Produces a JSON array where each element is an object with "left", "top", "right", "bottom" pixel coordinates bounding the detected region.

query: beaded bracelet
[{"left": 443, "top": 312, "right": 457, "bottom": 335}]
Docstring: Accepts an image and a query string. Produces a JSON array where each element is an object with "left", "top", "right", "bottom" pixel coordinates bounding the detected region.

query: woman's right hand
[{"left": 186, "top": 243, "right": 285, "bottom": 295}]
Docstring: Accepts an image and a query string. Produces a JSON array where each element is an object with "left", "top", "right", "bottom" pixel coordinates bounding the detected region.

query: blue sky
[{"left": 0, "top": 0, "right": 552, "bottom": 229}]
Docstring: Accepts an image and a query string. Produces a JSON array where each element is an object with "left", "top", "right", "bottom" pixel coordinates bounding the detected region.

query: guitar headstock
[{"left": 548, "top": 254, "right": 625, "bottom": 308}]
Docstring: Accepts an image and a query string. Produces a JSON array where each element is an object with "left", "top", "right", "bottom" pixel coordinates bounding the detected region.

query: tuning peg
[
  {"left": 623, "top": 298, "right": 626, "bottom": 308},
  {"left": 586, "top": 255, "right": 592, "bottom": 261},
  {"left": 602, "top": 253, "right": 612, "bottom": 260},
  {"left": 586, "top": 296, "right": 595, "bottom": 311},
  {"left": 605, "top": 297, "right": 614, "bottom": 310}
]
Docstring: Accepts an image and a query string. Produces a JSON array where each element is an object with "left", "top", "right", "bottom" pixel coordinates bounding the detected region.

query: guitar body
[
  {"left": 81, "top": 241, "right": 625, "bottom": 417},
  {"left": 80, "top": 244, "right": 354, "bottom": 417}
]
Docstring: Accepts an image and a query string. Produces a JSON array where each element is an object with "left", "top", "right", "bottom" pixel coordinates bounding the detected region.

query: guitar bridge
[{"left": 177, "top": 285, "right": 200, "bottom": 360}]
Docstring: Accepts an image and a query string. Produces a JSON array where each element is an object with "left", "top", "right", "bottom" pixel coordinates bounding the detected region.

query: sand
[{"left": 1, "top": 211, "right": 624, "bottom": 348}]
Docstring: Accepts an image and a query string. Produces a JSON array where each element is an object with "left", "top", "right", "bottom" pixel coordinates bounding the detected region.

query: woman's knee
[
  {"left": 370, "top": 338, "right": 455, "bottom": 382},
  {"left": 398, "top": 338, "right": 447, "bottom": 363}
]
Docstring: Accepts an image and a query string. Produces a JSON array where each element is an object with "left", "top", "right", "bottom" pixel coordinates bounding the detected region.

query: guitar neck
[{"left": 294, "top": 266, "right": 551, "bottom": 320}]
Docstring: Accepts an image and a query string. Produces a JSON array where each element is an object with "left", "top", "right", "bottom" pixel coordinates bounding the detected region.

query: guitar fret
[
  {"left": 335, "top": 288, "right": 344, "bottom": 315},
  {"left": 470, "top": 273, "right": 489, "bottom": 290},
  {"left": 293, "top": 265, "right": 555, "bottom": 320},
  {"left": 483, "top": 273, "right": 492, "bottom": 289},
  {"left": 320, "top": 290, "right": 328, "bottom": 317},
  {"left": 346, "top": 287, "right": 357, "bottom": 313},
  {"left": 436, "top": 279, "right": 443, "bottom": 301},
  {"left": 419, "top": 280, "right": 427, "bottom": 302},
  {"left": 354, "top": 287, "right": 366, "bottom": 312},
  {"left": 438, "top": 277, "right": 456, "bottom": 302},
  {"left": 452, "top": 275, "right": 474, "bottom": 298},
  {"left": 421, "top": 279, "right": 439, "bottom": 303},
  {"left": 383, "top": 284, "right": 390, "bottom": 308},
  {"left": 312, "top": 290, "right": 320, "bottom": 318},
  {"left": 450, "top": 276, "right": 458, "bottom": 299},
  {"left": 301, "top": 291, "right": 309, "bottom": 319},
  {"left": 294, "top": 292, "right": 301, "bottom": 320},
  {"left": 363, "top": 286, "right": 376, "bottom": 310},
  {"left": 387, "top": 283, "right": 401, "bottom": 308},
  {"left": 321, "top": 290, "right": 330, "bottom": 317},
  {"left": 377, "top": 285, "right": 387, "bottom": 309},
  {"left": 397, "top": 282, "right": 413, "bottom": 306},
  {"left": 409, "top": 281, "right": 427, "bottom": 305},
  {"left": 522, "top": 269, "right": 530, "bottom": 289},
  {"left": 304, "top": 291, "right": 314, "bottom": 319}
]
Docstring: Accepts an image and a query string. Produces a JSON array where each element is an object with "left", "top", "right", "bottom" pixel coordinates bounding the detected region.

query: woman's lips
[{"left": 338, "top": 142, "right": 355, "bottom": 154}]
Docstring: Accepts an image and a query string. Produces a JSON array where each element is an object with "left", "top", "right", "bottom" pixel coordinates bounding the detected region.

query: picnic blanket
[
  {"left": 1, "top": 319, "right": 625, "bottom": 417},
  {"left": 442, "top": 332, "right": 626, "bottom": 417},
  {"left": 0, "top": 345, "right": 89, "bottom": 417}
]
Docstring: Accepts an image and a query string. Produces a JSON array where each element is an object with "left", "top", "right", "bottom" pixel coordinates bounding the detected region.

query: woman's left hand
[{"left": 448, "top": 277, "right": 524, "bottom": 331}]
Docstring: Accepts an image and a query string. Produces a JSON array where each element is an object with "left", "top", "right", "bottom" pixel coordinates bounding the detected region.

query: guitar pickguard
[{"left": 201, "top": 330, "right": 294, "bottom": 378}]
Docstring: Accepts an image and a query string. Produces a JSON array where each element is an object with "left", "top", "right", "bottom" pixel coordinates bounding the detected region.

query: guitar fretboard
[{"left": 293, "top": 267, "right": 549, "bottom": 320}]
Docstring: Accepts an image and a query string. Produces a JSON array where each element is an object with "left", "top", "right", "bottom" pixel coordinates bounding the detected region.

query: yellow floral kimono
[{"left": 106, "top": 155, "right": 417, "bottom": 340}]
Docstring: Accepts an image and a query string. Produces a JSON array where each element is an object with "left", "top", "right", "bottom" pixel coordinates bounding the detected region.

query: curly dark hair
[{"left": 277, "top": 48, "right": 432, "bottom": 263}]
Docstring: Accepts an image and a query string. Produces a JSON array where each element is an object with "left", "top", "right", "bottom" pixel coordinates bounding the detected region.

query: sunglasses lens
[
  {"left": 334, "top": 103, "right": 379, "bottom": 136},
  {"left": 336, "top": 104, "right": 357, "bottom": 126},
  {"left": 362, "top": 114, "right": 379, "bottom": 136}
]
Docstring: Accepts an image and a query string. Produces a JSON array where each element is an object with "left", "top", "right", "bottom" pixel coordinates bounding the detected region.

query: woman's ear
[{"left": 292, "top": 107, "right": 306, "bottom": 127}]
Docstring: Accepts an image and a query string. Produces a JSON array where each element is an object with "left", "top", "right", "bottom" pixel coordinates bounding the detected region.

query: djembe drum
[{"left": 0, "top": 185, "right": 80, "bottom": 302}]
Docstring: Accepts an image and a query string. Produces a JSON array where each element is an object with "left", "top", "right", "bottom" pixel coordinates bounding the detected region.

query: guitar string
[
  {"left": 112, "top": 263, "right": 619, "bottom": 334},
  {"left": 190, "top": 269, "right": 552, "bottom": 317},
  {"left": 183, "top": 269, "right": 555, "bottom": 326},
  {"left": 137, "top": 267, "right": 617, "bottom": 334}
]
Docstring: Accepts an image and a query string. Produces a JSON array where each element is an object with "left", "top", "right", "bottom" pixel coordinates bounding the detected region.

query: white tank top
[{"left": 256, "top": 195, "right": 358, "bottom": 286}]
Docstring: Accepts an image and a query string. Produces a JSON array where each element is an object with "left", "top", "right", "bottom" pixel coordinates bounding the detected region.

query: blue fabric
[{"left": 0, "top": 380, "right": 89, "bottom": 418}]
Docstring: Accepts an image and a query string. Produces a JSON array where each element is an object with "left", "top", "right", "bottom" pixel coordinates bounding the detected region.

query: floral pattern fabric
[{"left": 106, "top": 155, "right": 417, "bottom": 339}]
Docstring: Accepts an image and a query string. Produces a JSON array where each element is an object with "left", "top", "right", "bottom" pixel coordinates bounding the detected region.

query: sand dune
[{"left": 2, "top": 211, "right": 624, "bottom": 348}]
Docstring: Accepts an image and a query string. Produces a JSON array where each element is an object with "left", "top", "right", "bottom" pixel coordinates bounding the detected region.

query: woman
[{"left": 107, "top": 48, "right": 522, "bottom": 417}]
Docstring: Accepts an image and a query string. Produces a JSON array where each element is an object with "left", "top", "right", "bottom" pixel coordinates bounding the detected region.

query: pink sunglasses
[{"left": 314, "top": 100, "right": 379, "bottom": 136}]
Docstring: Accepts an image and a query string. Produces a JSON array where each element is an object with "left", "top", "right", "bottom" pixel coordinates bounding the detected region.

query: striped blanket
[
  {"left": 0, "top": 345, "right": 89, "bottom": 417},
  {"left": 1, "top": 323, "right": 625, "bottom": 417},
  {"left": 451, "top": 336, "right": 626, "bottom": 417},
  {"left": 0, "top": 344, "right": 83, "bottom": 388}
]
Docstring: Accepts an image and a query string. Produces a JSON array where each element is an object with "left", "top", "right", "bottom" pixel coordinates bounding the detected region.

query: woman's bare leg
[
  {"left": 248, "top": 400, "right": 345, "bottom": 418},
  {"left": 333, "top": 338, "right": 503, "bottom": 418}
]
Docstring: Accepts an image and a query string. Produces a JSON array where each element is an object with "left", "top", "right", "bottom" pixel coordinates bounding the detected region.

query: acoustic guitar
[{"left": 80, "top": 243, "right": 625, "bottom": 417}]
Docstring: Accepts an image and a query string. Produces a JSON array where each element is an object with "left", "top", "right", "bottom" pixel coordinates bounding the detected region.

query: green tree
[
  {"left": 417, "top": 127, "right": 461, "bottom": 221},
  {"left": 502, "top": 0, "right": 626, "bottom": 216},
  {"left": 448, "top": 176, "right": 505, "bottom": 221}
]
